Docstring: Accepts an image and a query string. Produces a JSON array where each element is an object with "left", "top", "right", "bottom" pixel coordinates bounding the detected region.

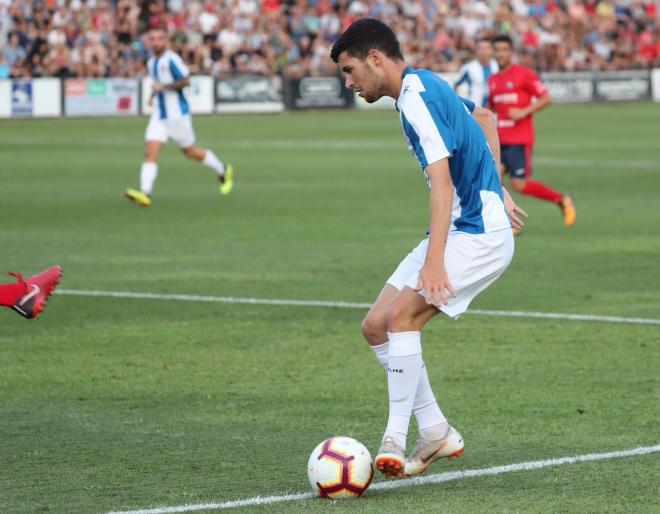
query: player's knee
[
  {"left": 385, "top": 303, "right": 414, "bottom": 332},
  {"left": 181, "top": 146, "right": 195, "bottom": 159},
  {"left": 510, "top": 178, "right": 526, "bottom": 193},
  {"left": 361, "top": 315, "right": 386, "bottom": 345}
]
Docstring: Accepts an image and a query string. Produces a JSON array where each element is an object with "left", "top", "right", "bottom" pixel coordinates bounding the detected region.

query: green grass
[{"left": 0, "top": 103, "right": 659, "bottom": 513}]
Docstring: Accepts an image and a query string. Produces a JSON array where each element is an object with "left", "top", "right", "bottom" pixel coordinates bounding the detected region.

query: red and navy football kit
[
  {"left": 488, "top": 64, "right": 563, "bottom": 204},
  {"left": 488, "top": 63, "right": 546, "bottom": 178}
]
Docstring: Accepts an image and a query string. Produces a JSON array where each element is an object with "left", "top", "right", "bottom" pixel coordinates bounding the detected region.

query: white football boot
[
  {"left": 404, "top": 426, "right": 464, "bottom": 476},
  {"left": 375, "top": 435, "right": 406, "bottom": 478}
]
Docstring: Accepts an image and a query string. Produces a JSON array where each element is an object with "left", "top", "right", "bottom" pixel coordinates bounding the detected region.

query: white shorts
[
  {"left": 386, "top": 229, "right": 514, "bottom": 319},
  {"left": 145, "top": 114, "right": 195, "bottom": 148}
]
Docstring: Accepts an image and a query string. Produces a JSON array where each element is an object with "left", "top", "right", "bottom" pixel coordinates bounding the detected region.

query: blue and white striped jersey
[
  {"left": 397, "top": 67, "right": 510, "bottom": 235},
  {"left": 147, "top": 49, "right": 190, "bottom": 120},
  {"left": 454, "top": 59, "right": 498, "bottom": 107}
]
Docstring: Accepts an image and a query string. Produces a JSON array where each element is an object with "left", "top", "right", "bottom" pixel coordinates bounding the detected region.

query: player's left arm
[
  {"left": 416, "top": 158, "right": 457, "bottom": 306},
  {"left": 152, "top": 55, "right": 191, "bottom": 92},
  {"left": 152, "top": 77, "right": 190, "bottom": 92},
  {"left": 469, "top": 104, "right": 528, "bottom": 229}
]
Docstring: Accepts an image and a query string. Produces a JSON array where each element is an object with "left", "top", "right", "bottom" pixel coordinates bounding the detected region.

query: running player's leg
[
  {"left": 2, "top": 266, "right": 62, "bottom": 319},
  {"left": 126, "top": 116, "right": 166, "bottom": 206},
  {"left": 175, "top": 116, "right": 234, "bottom": 195},
  {"left": 506, "top": 145, "right": 575, "bottom": 225},
  {"left": 0, "top": 274, "right": 27, "bottom": 307},
  {"left": 141, "top": 140, "right": 163, "bottom": 194}
]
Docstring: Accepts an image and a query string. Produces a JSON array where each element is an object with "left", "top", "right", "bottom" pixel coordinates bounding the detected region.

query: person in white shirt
[
  {"left": 125, "top": 27, "right": 233, "bottom": 207},
  {"left": 454, "top": 37, "right": 498, "bottom": 107}
]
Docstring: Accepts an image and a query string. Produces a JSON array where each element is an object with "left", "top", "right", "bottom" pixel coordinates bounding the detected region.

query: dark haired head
[
  {"left": 330, "top": 18, "right": 403, "bottom": 63},
  {"left": 492, "top": 34, "right": 514, "bottom": 47}
]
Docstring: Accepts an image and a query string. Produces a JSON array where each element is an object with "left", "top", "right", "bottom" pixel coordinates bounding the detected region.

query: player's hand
[
  {"left": 151, "top": 82, "right": 164, "bottom": 92},
  {"left": 507, "top": 107, "right": 527, "bottom": 120},
  {"left": 415, "top": 261, "right": 456, "bottom": 306},
  {"left": 503, "top": 187, "right": 528, "bottom": 230}
]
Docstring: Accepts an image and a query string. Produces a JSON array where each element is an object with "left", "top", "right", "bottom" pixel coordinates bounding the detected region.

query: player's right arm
[
  {"left": 470, "top": 104, "right": 528, "bottom": 229},
  {"left": 419, "top": 157, "right": 456, "bottom": 306}
]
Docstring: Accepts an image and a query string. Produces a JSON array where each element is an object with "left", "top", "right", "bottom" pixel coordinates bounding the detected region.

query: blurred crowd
[{"left": 1, "top": 0, "right": 658, "bottom": 80}]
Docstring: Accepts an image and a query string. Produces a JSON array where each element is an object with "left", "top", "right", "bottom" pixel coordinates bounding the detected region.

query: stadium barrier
[
  {"left": 283, "top": 76, "right": 354, "bottom": 110},
  {"left": 65, "top": 78, "right": 139, "bottom": 117},
  {"left": 1, "top": 69, "right": 660, "bottom": 119},
  {"left": 0, "top": 77, "right": 61, "bottom": 117}
]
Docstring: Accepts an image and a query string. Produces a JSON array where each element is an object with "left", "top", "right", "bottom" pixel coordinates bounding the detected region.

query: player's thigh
[
  {"left": 386, "top": 286, "right": 439, "bottom": 332},
  {"left": 167, "top": 115, "right": 196, "bottom": 149},
  {"left": 362, "top": 283, "right": 399, "bottom": 341},
  {"left": 501, "top": 144, "right": 527, "bottom": 179}
]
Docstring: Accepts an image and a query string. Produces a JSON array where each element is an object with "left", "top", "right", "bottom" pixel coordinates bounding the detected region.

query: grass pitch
[{"left": 0, "top": 103, "right": 659, "bottom": 513}]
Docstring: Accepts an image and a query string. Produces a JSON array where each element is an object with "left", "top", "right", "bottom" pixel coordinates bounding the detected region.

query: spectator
[{"left": 0, "top": 0, "right": 656, "bottom": 79}]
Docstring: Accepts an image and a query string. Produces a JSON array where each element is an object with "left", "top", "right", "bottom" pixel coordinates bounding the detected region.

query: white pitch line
[
  {"left": 56, "top": 288, "right": 660, "bottom": 326},
  {"left": 106, "top": 444, "right": 660, "bottom": 514}
]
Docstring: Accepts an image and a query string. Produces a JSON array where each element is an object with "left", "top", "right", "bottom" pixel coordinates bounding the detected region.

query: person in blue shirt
[{"left": 330, "top": 18, "right": 526, "bottom": 479}]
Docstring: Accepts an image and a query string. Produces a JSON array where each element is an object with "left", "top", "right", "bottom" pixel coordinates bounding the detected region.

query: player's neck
[
  {"left": 153, "top": 48, "right": 166, "bottom": 57},
  {"left": 500, "top": 62, "right": 513, "bottom": 72},
  {"left": 478, "top": 58, "right": 489, "bottom": 66},
  {"left": 388, "top": 60, "right": 409, "bottom": 98}
]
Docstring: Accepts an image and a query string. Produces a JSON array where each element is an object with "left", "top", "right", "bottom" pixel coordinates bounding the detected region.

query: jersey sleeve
[
  {"left": 146, "top": 57, "right": 155, "bottom": 79},
  {"left": 459, "top": 96, "right": 476, "bottom": 113},
  {"left": 400, "top": 91, "right": 456, "bottom": 169},
  {"left": 523, "top": 68, "right": 547, "bottom": 98},
  {"left": 454, "top": 65, "right": 470, "bottom": 87},
  {"left": 168, "top": 52, "right": 190, "bottom": 79}
]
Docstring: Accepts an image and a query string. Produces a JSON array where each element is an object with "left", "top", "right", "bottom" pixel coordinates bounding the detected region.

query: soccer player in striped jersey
[
  {"left": 453, "top": 38, "right": 498, "bottom": 107},
  {"left": 125, "top": 27, "right": 233, "bottom": 207},
  {"left": 331, "top": 19, "right": 527, "bottom": 479}
]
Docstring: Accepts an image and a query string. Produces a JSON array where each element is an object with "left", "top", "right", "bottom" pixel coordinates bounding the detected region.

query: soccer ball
[{"left": 307, "top": 436, "right": 374, "bottom": 498}]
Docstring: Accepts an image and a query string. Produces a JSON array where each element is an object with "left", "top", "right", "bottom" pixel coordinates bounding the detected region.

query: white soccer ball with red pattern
[{"left": 307, "top": 436, "right": 374, "bottom": 498}]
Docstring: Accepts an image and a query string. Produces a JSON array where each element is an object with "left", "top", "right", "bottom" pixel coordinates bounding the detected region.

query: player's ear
[{"left": 368, "top": 49, "right": 382, "bottom": 67}]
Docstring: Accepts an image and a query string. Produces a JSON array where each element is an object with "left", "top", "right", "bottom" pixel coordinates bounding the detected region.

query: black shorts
[{"left": 501, "top": 144, "right": 532, "bottom": 178}]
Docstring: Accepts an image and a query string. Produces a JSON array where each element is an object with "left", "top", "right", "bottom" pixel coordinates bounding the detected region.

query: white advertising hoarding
[{"left": 65, "top": 78, "right": 139, "bottom": 116}]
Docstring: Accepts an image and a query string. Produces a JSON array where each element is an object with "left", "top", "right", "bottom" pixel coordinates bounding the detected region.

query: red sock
[
  {"left": 0, "top": 273, "right": 27, "bottom": 307},
  {"left": 521, "top": 180, "right": 563, "bottom": 203}
]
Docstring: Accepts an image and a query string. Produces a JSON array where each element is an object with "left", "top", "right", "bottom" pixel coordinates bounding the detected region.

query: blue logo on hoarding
[{"left": 12, "top": 81, "right": 33, "bottom": 116}]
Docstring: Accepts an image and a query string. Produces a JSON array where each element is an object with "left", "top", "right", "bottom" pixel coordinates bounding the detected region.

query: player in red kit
[
  {"left": 0, "top": 265, "right": 62, "bottom": 319},
  {"left": 489, "top": 34, "right": 576, "bottom": 228}
]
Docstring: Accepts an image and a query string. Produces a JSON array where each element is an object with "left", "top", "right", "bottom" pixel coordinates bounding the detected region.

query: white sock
[
  {"left": 140, "top": 162, "right": 158, "bottom": 195},
  {"left": 202, "top": 149, "right": 225, "bottom": 177},
  {"left": 370, "top": 341, "right": 389, "bottom": 370},
  {"left": 384, "top": 331, "right": 423, "bottom": 450},
  {"left": 414, "top": 363, "right": 448, "bottom": 439},
  {"left": 371, "top": 340, "right": 447, "bottom": 437}
]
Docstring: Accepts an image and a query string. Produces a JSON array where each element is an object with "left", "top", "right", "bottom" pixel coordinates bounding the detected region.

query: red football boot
[{"left": 11, "top": 265, "right": 62, "bottom": 319}]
